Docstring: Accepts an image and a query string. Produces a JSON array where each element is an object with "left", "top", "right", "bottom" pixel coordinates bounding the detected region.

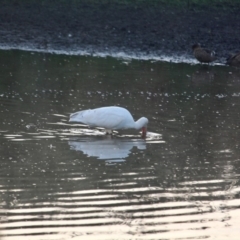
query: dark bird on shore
[
  {"left": 192, "top": 43, "right": 216, "bottom": 63},
  {"left": 226, "top": 52, "right": 240, "bottom": 67}
]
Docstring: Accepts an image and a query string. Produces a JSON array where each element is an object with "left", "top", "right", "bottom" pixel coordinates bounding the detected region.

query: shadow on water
[{"left": 0, "top": 49, "right": 240, "bottom": 239}]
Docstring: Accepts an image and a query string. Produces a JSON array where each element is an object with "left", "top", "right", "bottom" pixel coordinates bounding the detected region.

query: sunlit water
[{"left": 0, "top": 49, "right": 240, "bottom": 240}]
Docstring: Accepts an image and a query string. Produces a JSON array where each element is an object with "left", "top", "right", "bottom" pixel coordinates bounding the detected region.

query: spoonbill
[{"left": 69, "top": 106, "right": 148, "bottom": 138}]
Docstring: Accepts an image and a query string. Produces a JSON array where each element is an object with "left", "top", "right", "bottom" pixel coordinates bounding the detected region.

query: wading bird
[{"left": 69, "top": 106, "right": 149, "bottom": 138}]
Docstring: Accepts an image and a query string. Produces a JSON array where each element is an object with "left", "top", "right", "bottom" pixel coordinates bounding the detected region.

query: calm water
[{"left": 0, "top": 50, "right": 240, "bottom": 240}]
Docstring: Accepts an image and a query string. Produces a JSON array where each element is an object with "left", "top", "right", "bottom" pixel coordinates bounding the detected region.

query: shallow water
[{"left": 0, "top": 49, "right": 240, "bottom": 240}]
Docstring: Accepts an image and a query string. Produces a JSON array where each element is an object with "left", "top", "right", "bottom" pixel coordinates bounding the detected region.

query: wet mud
[{"left": 0, "top": 1, "right": 239, "bottom": 63}]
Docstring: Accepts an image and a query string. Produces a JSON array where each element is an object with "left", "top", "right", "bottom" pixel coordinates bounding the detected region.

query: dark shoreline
[{"left": 0, "top": 1, "right": 240, "bottom": 63}]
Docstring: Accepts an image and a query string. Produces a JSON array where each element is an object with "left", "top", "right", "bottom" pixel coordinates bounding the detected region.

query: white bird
[{"left": 69, "top": 106, "right": 148, "bottom": 138}]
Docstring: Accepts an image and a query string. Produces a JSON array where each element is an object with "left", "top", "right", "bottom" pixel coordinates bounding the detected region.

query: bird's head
[{"left": 192, "top": 43, "right": 201, "bottom": 51}]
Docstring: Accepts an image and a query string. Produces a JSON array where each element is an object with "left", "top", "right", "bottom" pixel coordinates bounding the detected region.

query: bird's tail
[{"left": 69, "top": 110, "right": 88, "bottom": 122}]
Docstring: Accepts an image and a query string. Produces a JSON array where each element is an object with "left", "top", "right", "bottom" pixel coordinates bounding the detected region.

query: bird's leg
[{"left": 141, "top": 127, "right": 147, "bottom": 138}]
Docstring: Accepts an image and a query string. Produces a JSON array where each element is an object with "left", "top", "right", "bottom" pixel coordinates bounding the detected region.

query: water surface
[{"left": 0, "top": 50, "right": 240, "bottom": 239}]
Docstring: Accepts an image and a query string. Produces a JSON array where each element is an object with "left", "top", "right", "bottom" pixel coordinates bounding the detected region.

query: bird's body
[
  {"left": 192, "top": 43, "right": 216, "bottom": 63},
  {"left": 226, "top": 52, "right": 240, "bottom": 67},
  {"left": 69, "top": 106, "right": 148, "bottom": 137}
]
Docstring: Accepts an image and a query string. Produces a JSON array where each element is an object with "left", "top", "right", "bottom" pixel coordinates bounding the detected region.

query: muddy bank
[{"left": 0, "top": 1, "right": 239, "bottom": 63}]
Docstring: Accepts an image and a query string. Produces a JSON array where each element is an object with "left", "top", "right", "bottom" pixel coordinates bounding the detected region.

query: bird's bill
[{"left": 141, "top": 127, "right": 147, "bottom": 138}]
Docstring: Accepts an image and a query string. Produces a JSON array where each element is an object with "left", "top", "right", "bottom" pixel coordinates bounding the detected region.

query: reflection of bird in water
[
  {"left": 226, "top": 52, "right": 240, "bottom": 67},
  {"left": 39, "top": 39, "right": 48, "bottom": 50},
  {"left": 68, "top": 137, "right": 146, "bottom": 163},
  {"left": 192, "top": 43, "right": 216, "bottom": 63},
  {"left": 191, "top": 67, "right": 215, "bottom": 85},
  {"left": 69, "top": 106, "right": 148, "bottom": 138}
]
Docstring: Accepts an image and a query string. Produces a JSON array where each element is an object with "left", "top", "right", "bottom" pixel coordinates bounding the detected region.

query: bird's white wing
[
  {"left": 70, "top": 106, "right": 136, "bottom": 130},
  {"left": 85, "top": 109, "right": 125, "bottom": 129},
  {"left": 70, "top": 108, "right": 125, "bottom": 129}
]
